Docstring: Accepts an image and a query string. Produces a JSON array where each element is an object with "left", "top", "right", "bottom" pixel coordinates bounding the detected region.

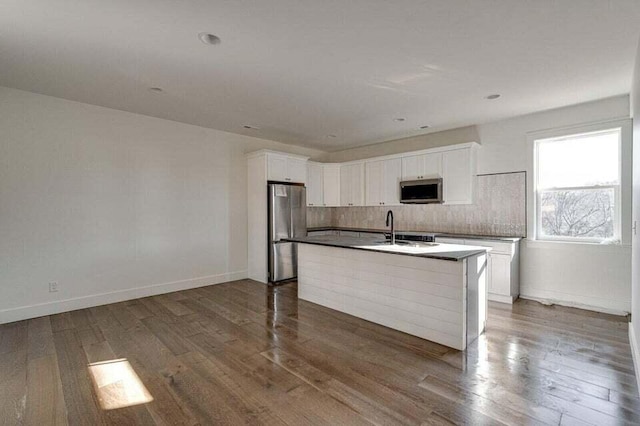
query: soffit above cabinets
[{"left": 3, "top": 1, "right": 640, "bottom": 150}]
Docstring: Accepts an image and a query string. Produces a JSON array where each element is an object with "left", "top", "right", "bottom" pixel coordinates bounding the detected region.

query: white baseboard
[
  {"left": 519, "top": 294, "right": 629, "bottom": 316},
  {"left": 488, "top": 293, "right": 515, "bottom": 304},
  {"left": 630, "top": 323, "right": 640, "bottom": 392},
  {"left": 0, "top": 270, "right": 248, "bottom": 324}
]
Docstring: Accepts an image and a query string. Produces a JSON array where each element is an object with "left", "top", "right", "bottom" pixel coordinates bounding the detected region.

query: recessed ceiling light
[
  {"left": 485, "top": 94, "right": 501, "bottom": 100},
  {"left": 243, "top": 125, "right": 260, "bottom": 130},
  {"left": 148, "top": 87, "right": 164, "bottom": 93},
  {"left": 420, "top": 125, "right": 430, "bottom": 129},
  {"left": 394, "top": 118, "right": 406, "bottom": 122},
  {"left": 198, "top": 33, "right": 221, "bottom": 45}
]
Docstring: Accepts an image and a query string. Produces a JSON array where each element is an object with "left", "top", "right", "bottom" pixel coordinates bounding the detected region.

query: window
[{"left": 534, "top": 127, "right": 621, "bottom": 242}]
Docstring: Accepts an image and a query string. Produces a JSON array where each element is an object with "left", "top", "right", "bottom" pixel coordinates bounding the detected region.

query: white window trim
[{"left": 526, "top": 117, "right": 632, "bottom": 245}]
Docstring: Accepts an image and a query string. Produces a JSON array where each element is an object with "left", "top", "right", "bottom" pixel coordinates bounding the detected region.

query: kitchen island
[{"left": 286, "top": 235, "right": 489, "bottom": 350}]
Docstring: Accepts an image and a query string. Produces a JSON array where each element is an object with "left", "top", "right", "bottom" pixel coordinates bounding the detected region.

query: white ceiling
[{"left": 2, "top": 1, "right": 640, "bottom": 151}]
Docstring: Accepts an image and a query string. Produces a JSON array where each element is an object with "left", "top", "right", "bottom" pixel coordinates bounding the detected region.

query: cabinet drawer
[
  {"left": 436, "top": 237, "right": 466, "bottom": 245},
  {"left": 464, "top": 239, "right": 514, "bottom": 255}
]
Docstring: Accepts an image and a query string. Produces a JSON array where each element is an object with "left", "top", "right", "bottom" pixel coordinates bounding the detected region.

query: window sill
[{"left": 524, "top": 238, "right": 630, "bottom": 249}]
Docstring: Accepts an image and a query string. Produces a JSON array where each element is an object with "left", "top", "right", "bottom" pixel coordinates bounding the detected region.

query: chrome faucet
[{"left": 386, "top": 210, "right": 395, "bottom": 245}]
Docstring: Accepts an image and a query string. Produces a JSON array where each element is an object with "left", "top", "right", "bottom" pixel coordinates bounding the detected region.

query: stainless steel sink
[{"left": 373, "top": 240, "right": 439, "bottom": 248}]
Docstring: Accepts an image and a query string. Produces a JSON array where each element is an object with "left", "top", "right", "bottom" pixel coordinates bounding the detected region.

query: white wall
[
  {"left": 630, "top": 37, "right": 640, "bottom": 388},
  {"left": 0, "top": 86, "right": 322, "bottom": 323},
  {"left": 477, "top": 96, "right": 632, "bottom": 314}
]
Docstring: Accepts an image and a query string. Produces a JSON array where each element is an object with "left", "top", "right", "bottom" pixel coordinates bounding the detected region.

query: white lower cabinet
[
  {"left": 435, "top": 237, "right": 520, "bottom": 304},
  {"left": 488, "top": 253, "right": 511, "bottom": 297}
]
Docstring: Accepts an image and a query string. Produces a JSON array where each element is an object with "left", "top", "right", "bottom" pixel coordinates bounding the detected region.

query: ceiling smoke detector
[
  {"left": 148, "top": 87, "right": 164, "bottom": 93},
  {"left": 198, "top": 33, "right": 221, "bottom": 45},
  {"left": 485, "top": 94, "right": 501, "bottom": 100},
  {"left": 243, "top": 125, "right": 260, "bottom": 130},
  {"left": 326, "top": 134, "right": 337, "bottom": 138},
  {"left": 393, "top": 118, "right": 406, "bottom": 122},
  {"left": 420, "top": 125, "right": 430, "bottom": 129}
]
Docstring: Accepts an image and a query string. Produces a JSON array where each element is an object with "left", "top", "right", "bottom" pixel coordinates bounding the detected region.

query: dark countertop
[
  {"left": 307, "top": 226, "right": 522, "bottom": 243},
  {"left": 285, "top": 235, "right": 490, "bottom": 262}
]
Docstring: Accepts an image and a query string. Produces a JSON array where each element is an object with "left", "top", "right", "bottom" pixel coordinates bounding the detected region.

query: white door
[
  {"left": 267, "top": 154, "right": 288, "bottom": 181},
  {"left": 306, "top": 162, "right": 323, "bottom": 206},
  {"left": 442, "top": 148, "right": 472, "bottom": 204},
  {"left": 323, "top": 164, "right": 341, "bottom": 207},
  {"left": 287, "top": 158, "right": 307, "bottom": 184}
]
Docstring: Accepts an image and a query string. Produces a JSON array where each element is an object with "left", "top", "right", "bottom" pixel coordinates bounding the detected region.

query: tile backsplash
[{"left": 307, "top": 172, "right": 526, "bottom": 237}]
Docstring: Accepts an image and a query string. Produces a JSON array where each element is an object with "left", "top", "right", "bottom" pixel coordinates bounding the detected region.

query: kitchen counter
[
  {"left": 294, "top": 234, "right": 489, "bottom": 350},
  {"left": 307, "top": 226, "right": 522, "bottom": 243},
  {"left": 285, "top": 235, "right": 489, "bottom": 261}
]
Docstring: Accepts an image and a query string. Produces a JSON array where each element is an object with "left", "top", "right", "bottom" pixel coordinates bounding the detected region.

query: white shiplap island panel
[{"left": 297, "top": 243, "right": 487, "bottom": 350}]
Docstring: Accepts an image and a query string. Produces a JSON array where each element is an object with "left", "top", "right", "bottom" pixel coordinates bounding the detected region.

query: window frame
[{"left": 533, "top": 127, "right": 622, "bottom": 243}]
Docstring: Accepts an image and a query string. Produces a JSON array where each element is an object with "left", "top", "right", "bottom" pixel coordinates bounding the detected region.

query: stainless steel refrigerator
[{"left": 268, "top": 183, "right": 306, "bottom": 283}]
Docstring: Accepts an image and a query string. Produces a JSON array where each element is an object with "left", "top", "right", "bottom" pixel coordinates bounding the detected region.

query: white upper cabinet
[
  {"left": 340, "top": 162, "right": 365, "bottom": 206},
  {"left": 267, "top": 154, "right": 288, "bottom": 181},
  {"left": 267, "top": 153, "right": 307, "bottom": 183},
  {"left": 306, "top": 162, "right": 324, "bottom": 206},
  {"left": 322, "top": 164, "right": 341, "bottom": 207},
  {"left": 287, "top": 157, "right": 308, "bottom": 183},
  {"left": 442, "top": 148, "right": 474, "bottom": 204},
  {"left": 307, "top": 163, "right": 341, "bottom": 207},
  {"left": 366, "top": 158, "right": 402, "bottom": 206},
  {"left": 401, "top": 153, "right": 442, "bottom": 180}
]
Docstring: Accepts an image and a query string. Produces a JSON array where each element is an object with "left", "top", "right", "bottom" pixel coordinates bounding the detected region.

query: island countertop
[
  {"left": 284, "top": 235, "right": 489, "bottom": 261},
  {"left": 306, "top": 226, "right": 522, "bottom": 243}
]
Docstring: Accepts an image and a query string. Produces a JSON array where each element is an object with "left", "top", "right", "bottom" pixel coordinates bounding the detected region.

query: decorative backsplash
[{"left": 307, "top": 172, "right": 526, "bottom": 237}]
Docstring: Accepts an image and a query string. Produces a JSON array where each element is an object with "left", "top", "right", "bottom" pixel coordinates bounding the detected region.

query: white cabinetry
[
  {"left": 401, "top": 153, "right": 442, "bottom": 180},
  {"left": 306, "top": 162, "right": 324, "bottom": 207},
  {"left": 322, "top": 164, "right": 341, "bottom": 207},
  {"left": 442, "top": 148, "right": 474, "bottom": 204},
  {"left": 365, "top": 158, "right": 402, "bottom": 206},
  {"left": 435, "top": 236, "right": 520, "bottom": 303},
  {"left": 307, "top": 163, "right": 341, "bottom": 207},
  {"left": 267, "top": 153, "right": 307, "bottom": 183},
  {"left": 340, "top": 162, "right": 365, "bottom": 206},
  {"left": 246, "top": 150, "right": 310, "bottom": 283}
]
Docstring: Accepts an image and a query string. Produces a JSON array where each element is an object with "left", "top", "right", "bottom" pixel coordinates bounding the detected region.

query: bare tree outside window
[
  {"left": 535, "top": 127, "right": 621, "bottom": 242},
  {"left": 539, "top": 188, "right": 614, "bottom": 239}
]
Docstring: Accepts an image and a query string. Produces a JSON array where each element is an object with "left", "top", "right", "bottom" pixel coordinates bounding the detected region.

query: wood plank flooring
[{"left": 1, "top": 279, "right": 638, "bottom": 425}]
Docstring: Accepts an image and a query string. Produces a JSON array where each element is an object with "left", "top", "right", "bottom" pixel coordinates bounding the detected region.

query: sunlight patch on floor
[{"left": 87, "top": 359, "right": 153, "bottom": 410}]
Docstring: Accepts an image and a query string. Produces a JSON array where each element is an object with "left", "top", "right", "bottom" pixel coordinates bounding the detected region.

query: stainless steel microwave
[{"left": 399, "top": 178, "right": 443, "bottom": 204}]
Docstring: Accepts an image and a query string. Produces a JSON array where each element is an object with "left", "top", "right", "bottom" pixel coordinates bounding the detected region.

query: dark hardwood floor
[{"left": 1, "top": 279, "right": 638, "bottom": 425}]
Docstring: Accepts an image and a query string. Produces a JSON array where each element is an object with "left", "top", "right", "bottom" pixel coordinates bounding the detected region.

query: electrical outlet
[{"left": 49, "top": 281, "right": 59, "bottom": 293}]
